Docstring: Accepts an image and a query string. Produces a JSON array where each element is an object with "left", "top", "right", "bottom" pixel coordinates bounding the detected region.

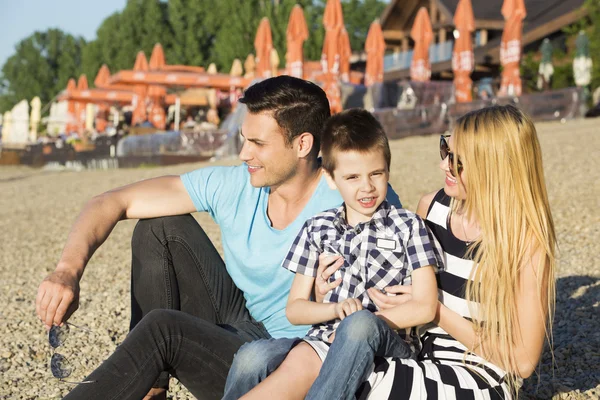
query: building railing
[{"left": 384, "top": 41, "right": 454, "bottom": 72}]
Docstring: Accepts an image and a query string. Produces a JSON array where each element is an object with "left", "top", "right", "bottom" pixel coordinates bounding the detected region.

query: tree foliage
[
  {"left": 0, "top": 0, "right": 387, "bottom": 113},
  {"left": 0, "top": 29, "right": 86, "bottom": 112}
]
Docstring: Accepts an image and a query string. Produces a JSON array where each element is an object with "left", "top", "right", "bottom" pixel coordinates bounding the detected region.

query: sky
[{"left": 0, "top": 0, "right": 127, "bottom": 68}]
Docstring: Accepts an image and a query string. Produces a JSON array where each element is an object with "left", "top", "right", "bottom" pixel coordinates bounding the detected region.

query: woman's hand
[
  {"left": 368, "top": 285, "right": 413, "bottom": 311},
  {"left": 314, "top": 254, "right": 343, "bottom": 302},
  {"left": 334, "top": 298, "right": 363, "bottom": 320}
]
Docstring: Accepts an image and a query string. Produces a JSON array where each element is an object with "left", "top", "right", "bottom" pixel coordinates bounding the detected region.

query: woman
[{"left": 226, "top": 104, "right": 556, "bottom": 399}]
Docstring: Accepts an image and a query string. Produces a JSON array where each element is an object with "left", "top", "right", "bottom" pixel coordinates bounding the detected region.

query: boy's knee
[
  {"left": 231, "top": 340, "right": 278, "bottom": 379},
  {"left": 279, "top": 343, "right": 321, "bottom": 379},
  {"left": 336, "top": 310, "right": 380, "bottom": 342}
]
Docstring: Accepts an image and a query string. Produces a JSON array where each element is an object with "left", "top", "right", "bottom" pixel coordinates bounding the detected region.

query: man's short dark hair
[
  {"left": 321, "top": 108, "right": 391, "bottom": 176},
  {"left": 239, "top": 76, "right": 330, "bottom": 154}
]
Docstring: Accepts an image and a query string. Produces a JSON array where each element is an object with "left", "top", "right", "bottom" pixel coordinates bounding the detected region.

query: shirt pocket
[{"left": 366, "top": 248, "right": 408, "bottom": 290}]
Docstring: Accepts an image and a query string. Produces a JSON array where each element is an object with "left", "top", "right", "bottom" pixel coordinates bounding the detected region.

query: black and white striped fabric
[
  {"left": 282, "top": 200, "right": 444, "bottom": 343},
  {"left": 356, "top": 190, "right": 519, "bottom": 400}
]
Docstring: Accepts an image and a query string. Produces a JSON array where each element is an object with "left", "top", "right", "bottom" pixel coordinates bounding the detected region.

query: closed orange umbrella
[
  {"left": 339, "top": 28, "right": 352, "bottom": 83},
  {"left": 94, "top": 65, "right": 111, "bottom": 88},
  {"left": 255, "top": 17, "right": 274, "bottom": 79},
  {"left": 148, "top": 43, "right": 167, "bottom": 129},
  {"left": 131, "top": 51, "right": 149, "bottom": 127},
  {"left": 452, "top": 0, "right": 475, "bottom": 102},
  {"left": 149, "top": 43, "right": 166, "bottom": 70},
  {"left": 321, "top": 0, "right": 345, "bottom": 113},
  {"left": 75, "top": 75, "right": 89, "bottom": 133},
  {"left": 364, "top": 20, "right": 386, "bottom": 86},
  {"left": 93, "top": 65, "right": 111, "bottom": 132},
  {"left": 499, "top": 0, "right": 526, "bottom": 96},
  {"left": 286, "top": 5, "right": 309, "bottom": 78},
  {"left": 65, "top": 78, "right": 77, "bottom": 133},
  {"left": 410, "top": 7, "right": 433, "bottom": 82}
]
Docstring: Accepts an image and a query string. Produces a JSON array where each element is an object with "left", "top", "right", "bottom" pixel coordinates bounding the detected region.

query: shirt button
[
  {"left": 383, "top": 260, "right": 390, "bottom": 267},
  {"left": 356, "top": 227, "right": 362, "bottom": 234},
  {"left": 351, "top": 254, "right": 357, "bottom": 262}
]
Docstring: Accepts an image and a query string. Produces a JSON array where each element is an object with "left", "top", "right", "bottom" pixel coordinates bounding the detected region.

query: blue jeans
[{"left": 224, "top": 310, "right": 413, "bottom": 400}]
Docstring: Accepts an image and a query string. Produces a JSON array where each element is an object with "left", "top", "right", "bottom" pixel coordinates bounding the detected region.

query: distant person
[
  {"left": 36, "top": 76, "right": 402, "bottom": 400},
  {"left": 223, "top": 109, "right": 444, "bottom": 399},
  {"left": 183, "top": 115, "right": 196, "bottom": 129}
]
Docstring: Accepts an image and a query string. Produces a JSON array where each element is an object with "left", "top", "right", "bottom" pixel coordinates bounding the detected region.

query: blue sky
[{"left": 0, "top": 0, "right": 127, "bottom": 68}]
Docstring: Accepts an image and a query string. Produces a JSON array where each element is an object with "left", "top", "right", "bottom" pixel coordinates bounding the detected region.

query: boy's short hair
[
  {"left": 240, "top": 76, "right": 330, "bottom": 155},
  {"left": 321, "top": 108, "right": 391, "bottom": 175}
]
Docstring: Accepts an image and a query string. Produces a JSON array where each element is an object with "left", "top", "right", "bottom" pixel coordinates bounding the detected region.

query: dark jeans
[{"left": 65, "top": 215, "right": 270, "bottom": 400}]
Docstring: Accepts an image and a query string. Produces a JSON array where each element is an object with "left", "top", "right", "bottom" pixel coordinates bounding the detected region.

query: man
[{"left": 36, "top": 76, "right": 400, "bottom": 399}]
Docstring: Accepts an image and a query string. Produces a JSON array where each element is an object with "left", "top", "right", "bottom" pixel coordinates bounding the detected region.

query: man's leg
[
  {"left": 305, "top": 310, "right": 413, "bottom": 400},
  {"left": 130, "top": 215, "right": 263, "bottom": 393},
  {"left": 64, "top": 309, "right": 264, "bottom": 400}
]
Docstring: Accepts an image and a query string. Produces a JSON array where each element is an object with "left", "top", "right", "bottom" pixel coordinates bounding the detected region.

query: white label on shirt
[{"left": 376, "top": 238, "right": 396, "bottom": 250}]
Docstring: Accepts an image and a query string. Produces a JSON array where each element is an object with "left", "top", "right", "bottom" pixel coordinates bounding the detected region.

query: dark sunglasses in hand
[
  {"left": 439, "top": 134, "right": 463, "bottom": 177},
  {"left": 49, "top": 323, "right": 96, "bottom": 384}
]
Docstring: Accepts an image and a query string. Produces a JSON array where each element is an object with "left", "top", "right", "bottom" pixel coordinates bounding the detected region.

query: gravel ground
[{"left": 0, "top": 118, "right": 598, "bottom": 399}]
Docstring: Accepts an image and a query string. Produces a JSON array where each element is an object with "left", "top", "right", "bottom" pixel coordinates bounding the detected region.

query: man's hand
[
  {"left": 315, "top": 254, "right": 343, "bottom": 302},
  {"left": 334, "top": 298, "right": 363, "bottom": 320},
  {"left": 36, "top": 269, "right": 80, "bottom": 330},
  {"left": 368, "top": 285, "right": 413, "bottom": 312}
]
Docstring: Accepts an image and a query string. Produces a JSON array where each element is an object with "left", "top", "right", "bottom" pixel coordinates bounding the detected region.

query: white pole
[{"left": 174, "top": 97, "right": 181, "bottom": 131}]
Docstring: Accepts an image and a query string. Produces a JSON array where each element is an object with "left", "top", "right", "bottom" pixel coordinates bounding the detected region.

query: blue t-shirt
[{"left": 181, "top": 164, "right": 401, "bottom": 338}]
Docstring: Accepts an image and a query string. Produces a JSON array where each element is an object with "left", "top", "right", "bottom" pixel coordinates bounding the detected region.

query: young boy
[{"left": 224, "top": 109, "right": 444, "bottom": 399}]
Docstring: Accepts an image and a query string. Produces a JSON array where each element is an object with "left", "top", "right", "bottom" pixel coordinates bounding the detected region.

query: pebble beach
[{"left": 0, "top": 118, "right": 598, "bottom": 399}]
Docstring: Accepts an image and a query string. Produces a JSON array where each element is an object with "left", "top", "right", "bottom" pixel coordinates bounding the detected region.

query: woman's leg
[
  {"left": 64, "top": 309, "right": 260, "bottom": 400},
  {"left": 241, "top": 343, "right": 322, "bottom": 400},
  {"left": 305, "top": 310, "right": 413, "bottom": 400}
]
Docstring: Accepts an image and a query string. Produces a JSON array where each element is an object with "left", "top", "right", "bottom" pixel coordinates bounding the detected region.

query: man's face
[
  {"left": 239, "top": 112, "right": 299, "bottom": 188},
  {"left": 326, "top": 149, "right": 389, "bottom": 226}
]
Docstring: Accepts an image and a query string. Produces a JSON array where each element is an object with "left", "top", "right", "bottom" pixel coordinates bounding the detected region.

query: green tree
[
  {"left": 167, "top": 0, "right": 216, "bottom": 67},
  {"left": 342, "top": 0, "right": 387, "bottom": 51},
  {"left": 585, "top": 0, "right": 600, "bottom": 90},
  {"left": 0, "top": 29, "right": 85, "bottom": 112}
]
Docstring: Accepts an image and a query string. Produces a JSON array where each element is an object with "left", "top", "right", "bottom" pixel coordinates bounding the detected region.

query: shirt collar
[{"left": 333, "top": 200, "right": 391, "bottom": 234}]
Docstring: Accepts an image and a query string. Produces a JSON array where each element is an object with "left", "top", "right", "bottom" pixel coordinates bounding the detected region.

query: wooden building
[{"left": 380, "top": 0, "right": 588, "bottom": 81}]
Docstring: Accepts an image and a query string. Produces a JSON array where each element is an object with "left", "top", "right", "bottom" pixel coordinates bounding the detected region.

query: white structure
[
  {"left": 9, "top": 100, "right": 30, "bottom": 144},
  {"left": 2, "top": 112, "right": 11, "bottom": 143},
  {"left": 47, "top": 101, "right": 68, "bottom": 136},
  {"left": 30, "top": 97, "right": 41, "bottom": 142},
  {"left": 85, "top": 103, "right": 96, "bottom": 132}
]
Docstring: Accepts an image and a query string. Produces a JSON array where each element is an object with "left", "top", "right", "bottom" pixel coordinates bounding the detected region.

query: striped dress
[{"left": 356, "top": 190, "right": 519, "bottom": 400}]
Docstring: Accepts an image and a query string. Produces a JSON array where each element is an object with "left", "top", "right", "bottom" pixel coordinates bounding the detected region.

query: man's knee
[
  {"left": 135, "top": 309, "right": 181, "bottom": 334},
  {"left": 131, "top": 214, "right": 196, "bottom": 250},
  {"left": 336, "top": 310, "right": 381, "bottom": 343}
]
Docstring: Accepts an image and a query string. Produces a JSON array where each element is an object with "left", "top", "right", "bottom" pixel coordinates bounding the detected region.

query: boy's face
[{"left": 325, "top": 149, "right": 389, "bottom": 226}]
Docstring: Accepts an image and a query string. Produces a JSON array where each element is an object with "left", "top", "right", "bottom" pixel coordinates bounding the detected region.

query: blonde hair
[{"left": 452, "top": 105, "right": 556, "bottom": 391}]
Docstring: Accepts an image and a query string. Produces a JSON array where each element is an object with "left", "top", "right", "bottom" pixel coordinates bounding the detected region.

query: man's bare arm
[{"left": 36, "top": 175, "right": 197, "bottom": 329}]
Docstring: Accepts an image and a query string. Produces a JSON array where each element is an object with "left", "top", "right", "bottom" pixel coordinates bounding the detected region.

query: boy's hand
[
  {"left": 368, "top": 285, "right": 412, "bottom": 310},
  {"left": 334, "top": 298, "right": 363, "bottom": 320},
  {"left": 315, "top": 254, "right": 343, "bottom": 302}
]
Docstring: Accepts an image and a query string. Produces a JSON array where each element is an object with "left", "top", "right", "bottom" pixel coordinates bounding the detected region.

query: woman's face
[{"left": 440, "top": 135, "right": 467, "bottom": 200}]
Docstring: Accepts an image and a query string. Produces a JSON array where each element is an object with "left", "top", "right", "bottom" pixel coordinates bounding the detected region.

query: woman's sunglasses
[
  {"left": 439, "top": 135, "right": 463, "bottom": 177},
  {"left": 49, "top": 323, "right": 96, "bottom": 384}
]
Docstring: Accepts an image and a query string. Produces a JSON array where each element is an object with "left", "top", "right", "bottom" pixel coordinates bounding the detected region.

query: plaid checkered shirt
[{"left": 282, "top": 201, "right": 445, "bottom": 343}]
